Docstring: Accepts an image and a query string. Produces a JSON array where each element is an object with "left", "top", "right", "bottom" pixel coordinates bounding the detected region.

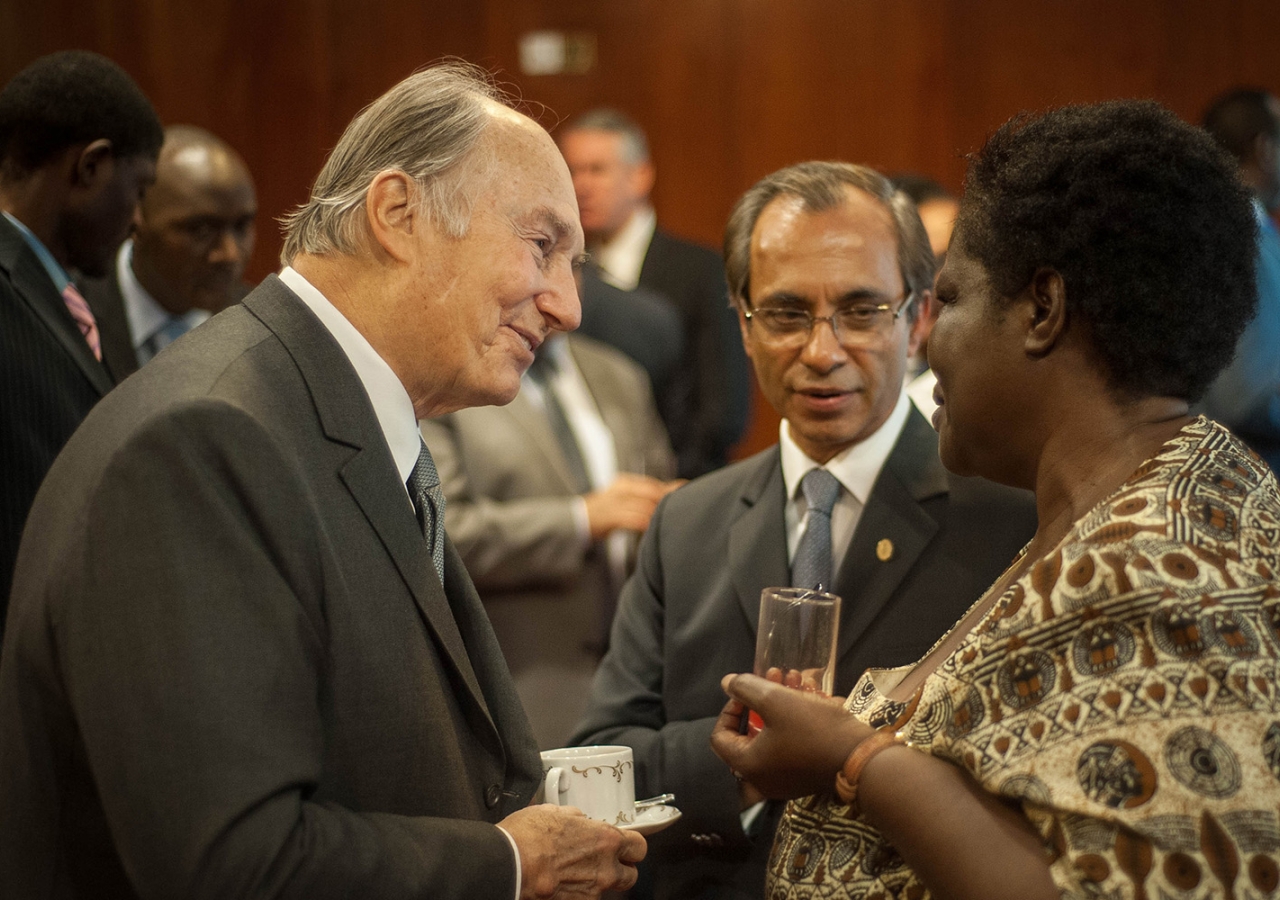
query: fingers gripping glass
[{"left": 743, "top": 291, "right": 914, "bottom": 348}]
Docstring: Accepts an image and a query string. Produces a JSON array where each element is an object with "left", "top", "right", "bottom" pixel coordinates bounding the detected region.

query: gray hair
[
  {"left": 280, "top": 62, "right": 504, "bottom": 264},
  {"left": 562, "top": 108, "right": 650, "bottom": 165},
  {"left": 723, "top": 161, "right": 936, "bottom": 321}
]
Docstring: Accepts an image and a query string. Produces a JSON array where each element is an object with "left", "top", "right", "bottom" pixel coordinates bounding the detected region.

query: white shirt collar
[
  {"left": 279, "top": 266, "right": 421, "bottom": 486},
  {"left": 592, "top": 205, "right": 656, "bottom": 290},
  {"left": 779, "top": 387, "right": 912, "bottom": 506},
  {"left": 117, "top": 240, "right": 210, "bottom": 349}
]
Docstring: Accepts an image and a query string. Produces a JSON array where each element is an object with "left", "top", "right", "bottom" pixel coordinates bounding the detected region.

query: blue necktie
[
  {"left": 792, "top": 468, "right": 841, "bottom": 590},
  {"left": 139, "top": 316, "right": 192, "bottom": 364}
]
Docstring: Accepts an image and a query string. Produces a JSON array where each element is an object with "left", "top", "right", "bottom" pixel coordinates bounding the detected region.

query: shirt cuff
[
  {"left": 740, "top": 799, "right": 766, "bottom": 834},
  {"left": 497, "top": 825, "right": 522, "bottom": 900}
]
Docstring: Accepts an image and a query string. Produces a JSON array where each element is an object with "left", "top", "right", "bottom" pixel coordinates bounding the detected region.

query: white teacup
[{"left": 540, "top": 745, "right": 636, "bottom": 827}]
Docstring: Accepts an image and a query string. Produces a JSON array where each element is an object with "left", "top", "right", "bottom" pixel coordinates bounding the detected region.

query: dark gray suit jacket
[
  {"left": 571, "top": 409, "right": 1036, "bottom": 899},
  {"left": 577, "top": 265, "right": 684, "bottom": 410},
  {"left": 0, "top": 216, "right": 114, "bottom": 639},
  {"left": 0, "top": 275, "right": 541, "bottom": 899},
  {"left": 638, "top": 230, "right": 750, "bottom": 478}
]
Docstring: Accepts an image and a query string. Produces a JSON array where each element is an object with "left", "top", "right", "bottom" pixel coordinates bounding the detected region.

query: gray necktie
[
  {"left": 408, "top": 439, "right": 447, "bottom": 584},
  {"left": 792, "top": 468, "right": 842, "bottom": 590},
  {"left": 527, "top": 353, "right": 591, "bottom": 494}
]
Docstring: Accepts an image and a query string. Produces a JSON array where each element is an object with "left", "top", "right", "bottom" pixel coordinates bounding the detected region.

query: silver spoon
[{"left": 635, "top": 793, "right": 675, "bottom": 809}]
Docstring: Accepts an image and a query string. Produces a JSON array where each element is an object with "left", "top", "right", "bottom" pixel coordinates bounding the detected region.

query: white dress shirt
[
  {"left": 523, "top": 336, "right": 628, "bottom": 579},
  {"left": 779, "top": 387, "right": 912, "bottom": 572},
  {"left": 524, "top": 337, "right": 619, "bottom": 498},
  {"left": 591, "top": 205, "right": 656, "bottom": 290}
]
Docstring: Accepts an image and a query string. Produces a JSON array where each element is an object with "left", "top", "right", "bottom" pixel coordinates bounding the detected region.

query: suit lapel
[
  {"left": 0, "top": 218, "right": 113, "bottom": 395},
  {"left": 637, "top": 230, "right": 667, "bottom": 285},
  {"left": 505, "top": 389, "right": 580, "bottom": 492},
  {"left": 833, "top": 409, "right": 949, "bottom": 664},
  {"left": 730, "top": 449, "right": 791, "bottom": 636},
  {"left": 243, "top": 276, "right": 496, "bottom": 733}
]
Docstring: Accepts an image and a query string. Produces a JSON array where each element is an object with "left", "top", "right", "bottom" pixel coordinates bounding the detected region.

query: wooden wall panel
[
  {"left": 481, "top": 0, "right": 740, "bottom": 244},
  {"left": 2, "top": 0, "right": 1278, "bottom": 455},
  {"left": 0, "top": 0, "right": 485, "bottom": 282}
]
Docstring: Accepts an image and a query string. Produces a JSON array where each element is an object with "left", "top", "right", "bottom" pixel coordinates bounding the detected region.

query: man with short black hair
[
  {"left": 1199, "top": 88, "right": 1280, "bottom": 470},
  {"left": 573, "top": 161, "right": 1035, "bottom": 899},
  {"left": 560, "top": 109, "right": 749, "bottom": 478},
  {"left": 82, "top": 124, "right": 258, "bottom": 380},
  {"left": 0, "top": 50, "right": 162, "bottom": 634}
]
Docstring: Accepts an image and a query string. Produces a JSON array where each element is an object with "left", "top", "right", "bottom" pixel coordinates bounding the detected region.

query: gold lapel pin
[{"left": 876, "top": 539, "right": 894, "bottom": 562}]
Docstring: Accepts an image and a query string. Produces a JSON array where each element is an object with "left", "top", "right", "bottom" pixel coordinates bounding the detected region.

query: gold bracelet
[{"left": 833, "top": 728, "right": 913, "bottom": 812}]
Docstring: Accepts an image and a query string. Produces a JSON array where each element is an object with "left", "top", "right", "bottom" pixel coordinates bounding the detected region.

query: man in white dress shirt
[
  {"left": 81, "top": 125, "right": 257, "bottom": 380},
  {"left": 559, "top": 109, "right": 750, "bottom": 478}
]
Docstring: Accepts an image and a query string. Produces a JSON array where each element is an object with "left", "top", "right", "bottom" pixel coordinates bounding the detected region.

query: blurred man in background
[
  {"left": 82, "top": 124, "right": 257, "bottom": 379},
  {"left": 560, "top": 109, "right": 750, "bottom": 478},
  {"left": 422, "top": 331, "right": 680, "bottom": 749}
]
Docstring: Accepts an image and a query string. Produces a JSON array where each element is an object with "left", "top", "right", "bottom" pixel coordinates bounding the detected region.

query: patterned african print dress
[{"left": 769, "top": 417, "right": 1280, "bottom": 899}]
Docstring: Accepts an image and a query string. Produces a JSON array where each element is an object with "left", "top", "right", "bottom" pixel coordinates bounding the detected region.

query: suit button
[{"left": 485, "top": 784, "right": 503, "bottom": 809}]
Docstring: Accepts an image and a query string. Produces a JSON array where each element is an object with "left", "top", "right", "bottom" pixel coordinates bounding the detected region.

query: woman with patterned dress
[{"left": 711, "top": 100, "right": 1280, "bottom": 900}]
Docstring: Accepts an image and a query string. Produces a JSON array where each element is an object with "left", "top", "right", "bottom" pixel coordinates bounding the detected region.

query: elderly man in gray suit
[
  {"left": 0, "top": 63, "right": 644, "bottom": 899},
  {"left": 572, "top": 162, "right": 1036, "bottom": 899}
]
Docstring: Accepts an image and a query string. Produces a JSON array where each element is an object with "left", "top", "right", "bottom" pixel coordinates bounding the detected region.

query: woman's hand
[{"left": 708, "top": 673, "right": 872, "bottom": 799}]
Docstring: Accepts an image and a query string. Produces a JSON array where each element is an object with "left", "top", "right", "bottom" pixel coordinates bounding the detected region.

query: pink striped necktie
[{"left": 61, "top": 281, "right": 101, "bottom": 362}]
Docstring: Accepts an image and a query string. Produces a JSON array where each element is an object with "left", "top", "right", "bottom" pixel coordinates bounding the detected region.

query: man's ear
[
  {"left": 735, "top": 299, "right": 757, "bottom": 364},
  {"left": 906, "top": 290, "right": 936, "bottom": 359},
  {"left": 630, "top": 159, "right": 656, "bottom": 202},
  {"left": 1024, "top": 267, "right": 1068, "bottom": 358},
  {"left": 365, "top": 170, "right": 416, "bottom": 264},
  {"left": 71, "top": 139, "right": 114, "bottom": 189}
]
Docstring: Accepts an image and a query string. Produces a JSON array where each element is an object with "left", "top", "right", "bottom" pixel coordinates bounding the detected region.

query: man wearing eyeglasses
[{"left": 572, "top": 162, "right": 1036, "bottom": 900}]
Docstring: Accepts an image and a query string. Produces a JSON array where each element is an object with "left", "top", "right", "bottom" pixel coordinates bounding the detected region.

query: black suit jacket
[
  {"left": 79, "top": 263, "right": 142, "bottom": 381},
  {"left": 638, "top": 230, "right": 751, "bottom": 478},
  {"left": 0, "top": 215, "right": 113, "bottom": 637},
  {"left": 571, "top": 409, "right": 1036, "bottom": 899},
  {"left": 0, "top": 276, "right": 541, "bottom": 899},
  {"left": 577, "top": 264, "right": 684, "bottom": 408}
]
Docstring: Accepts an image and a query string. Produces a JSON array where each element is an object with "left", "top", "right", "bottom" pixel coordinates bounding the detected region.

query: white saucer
[{"left": 619, "top": 804, "right": 682, "bottom": 835}]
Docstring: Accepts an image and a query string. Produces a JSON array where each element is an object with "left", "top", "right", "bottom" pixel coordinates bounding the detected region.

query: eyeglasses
[{"left": 743, "top": 291, "right": 914, "bottom": 348}]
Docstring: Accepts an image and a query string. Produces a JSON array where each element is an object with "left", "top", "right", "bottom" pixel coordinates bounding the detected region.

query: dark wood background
[{"left": 4, "top": 0, "right": 1278, "bottom": 456}]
